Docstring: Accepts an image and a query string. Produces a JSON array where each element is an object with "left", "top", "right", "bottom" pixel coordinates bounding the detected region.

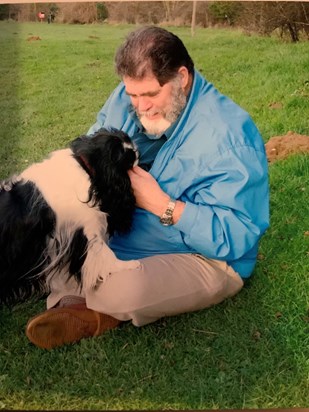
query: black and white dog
[{"left": 0, "top": 128, "right": 140, "bottom": 306}]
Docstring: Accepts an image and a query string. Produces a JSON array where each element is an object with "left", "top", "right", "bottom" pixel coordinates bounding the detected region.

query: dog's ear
[
  {"left": 70, "top": 136, "right": 95, "bottom": 176},
  {"left": 103, "top": 172, "right": 136, "bottom": 236},
  {"left": 90, "top": 152, "right": 136, "bottom": 235}
]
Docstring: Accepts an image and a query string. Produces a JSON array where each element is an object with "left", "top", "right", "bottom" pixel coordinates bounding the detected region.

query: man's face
[{"left": 124, "top": 74, "right": 187, "bottom": 135}]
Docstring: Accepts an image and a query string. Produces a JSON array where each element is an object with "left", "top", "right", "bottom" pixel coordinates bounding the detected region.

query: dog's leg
[{"left": 81, "top": 236, "right": 140, "bottom": 291}]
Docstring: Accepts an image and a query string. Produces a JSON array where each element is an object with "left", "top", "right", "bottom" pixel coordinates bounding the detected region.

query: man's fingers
[{"left": 131, "top": 165, "right": 149, "bottom": 176}]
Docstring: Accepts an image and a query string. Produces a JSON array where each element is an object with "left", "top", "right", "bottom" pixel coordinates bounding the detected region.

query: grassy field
[{"left": 0, "top": 22, "right": 308, "bottom": 410}]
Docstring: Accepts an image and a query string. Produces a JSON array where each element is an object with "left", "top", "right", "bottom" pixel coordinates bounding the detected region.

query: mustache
[{"left": 137, "top": 109, "right": 161, "bottom": 118}]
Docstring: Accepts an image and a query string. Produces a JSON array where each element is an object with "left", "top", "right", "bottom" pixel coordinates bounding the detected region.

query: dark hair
[{"left": 115, "top": 26, "right": 194, "bottom": 86}]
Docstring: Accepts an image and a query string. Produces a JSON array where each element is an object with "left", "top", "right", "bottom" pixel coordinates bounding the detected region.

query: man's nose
[{"left": 137, "top": 96, "right": 152, "bottom": 112}]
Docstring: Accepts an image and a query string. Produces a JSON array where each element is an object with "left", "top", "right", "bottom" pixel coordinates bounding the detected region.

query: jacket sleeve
[{"left": 174, "top": 145, "right": 269, "bottom": 261}]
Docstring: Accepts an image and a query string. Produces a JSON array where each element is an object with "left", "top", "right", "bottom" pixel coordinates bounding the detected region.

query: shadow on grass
[
  {"left": 1, "top": 236, "right": 308, "bottom": 410},
  {"left": 0, "top": 21, "right": 23, "bottom": 178}
]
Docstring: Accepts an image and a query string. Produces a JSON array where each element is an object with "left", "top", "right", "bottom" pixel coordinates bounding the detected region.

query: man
[{"left": 26, "top": 26, "right": 269, "bottom": 349}]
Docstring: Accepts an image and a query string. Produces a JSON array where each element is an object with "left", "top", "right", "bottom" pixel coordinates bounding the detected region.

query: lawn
[{"left": 0, "top": 22, "right": 308, "bottom": 410}]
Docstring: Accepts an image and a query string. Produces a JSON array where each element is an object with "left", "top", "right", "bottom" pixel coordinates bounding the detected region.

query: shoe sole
[{"left": 26, "top": 307, "right": 104, "bottom": 349}]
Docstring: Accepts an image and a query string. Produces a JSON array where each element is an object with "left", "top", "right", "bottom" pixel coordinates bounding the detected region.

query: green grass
[{"left": 0, "top": 22, "right": 308, "bottom": 410}]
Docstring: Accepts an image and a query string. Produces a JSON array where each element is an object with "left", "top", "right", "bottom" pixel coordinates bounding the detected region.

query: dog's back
[{"left": 21, "top": 149, "right": 92, "bottom": 222}]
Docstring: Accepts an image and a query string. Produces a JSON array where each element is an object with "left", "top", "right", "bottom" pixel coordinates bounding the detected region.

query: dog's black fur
[{"left": 0, "top": 128, "right": 138, "bottom": 306}]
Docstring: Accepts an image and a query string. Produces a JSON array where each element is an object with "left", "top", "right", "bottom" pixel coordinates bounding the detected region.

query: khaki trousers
[{"left": 47, "top": 254, "right": 244, "bottom": 327}]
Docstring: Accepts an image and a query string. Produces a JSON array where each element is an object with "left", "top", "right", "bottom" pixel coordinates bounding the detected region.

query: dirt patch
[
  {"left": 265, "top": 131, "right": 309, "bottom": 163},
  {"left": 27, "top": 36, "right": 41, "bottom": 41},
  {"left": 268, "top": 102, "right": 283, "bottom": 110}
]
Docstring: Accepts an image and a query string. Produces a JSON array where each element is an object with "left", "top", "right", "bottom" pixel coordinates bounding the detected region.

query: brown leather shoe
[{"left": 26, "top": 303, "right": 121, "bottom": 349}]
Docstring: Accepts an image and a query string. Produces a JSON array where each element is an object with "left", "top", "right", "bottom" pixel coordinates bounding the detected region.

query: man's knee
[{"left": 86, "top": 267, "right": 150, "bottom": 319}]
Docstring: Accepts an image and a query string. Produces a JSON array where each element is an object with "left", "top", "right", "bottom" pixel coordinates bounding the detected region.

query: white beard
[{"left": 140, "top": 116, "right": 171, "bottom": 136}]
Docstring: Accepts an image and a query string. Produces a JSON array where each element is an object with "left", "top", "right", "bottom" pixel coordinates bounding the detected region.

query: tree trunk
[
  {"left": 287, "top": 22, "right": 299, "bottom": 42},
  {"left": 191, "top": 0, "right": 197, "bottom": 36}
]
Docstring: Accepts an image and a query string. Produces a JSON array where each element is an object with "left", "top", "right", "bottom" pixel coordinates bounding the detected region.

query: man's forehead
[{"left": 123, "top": 75, "right": 162, "bottom": 95}]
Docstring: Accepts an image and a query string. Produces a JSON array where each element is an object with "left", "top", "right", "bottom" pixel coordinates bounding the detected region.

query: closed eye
[{"left": 126, "top": 90, "right": 161, "bottom": 98}]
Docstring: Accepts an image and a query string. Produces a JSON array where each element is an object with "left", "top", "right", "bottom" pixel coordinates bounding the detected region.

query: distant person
[
  {"left": 38, "top": 11, "right": 45, "bottom": 23},
  {"left": 26, "top": 26, "right": 269, "bottom": 349}
]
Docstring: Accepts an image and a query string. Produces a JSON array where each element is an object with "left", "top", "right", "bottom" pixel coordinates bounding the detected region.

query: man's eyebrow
[{"left": 125, "top": 89, "right": 161, "bottom": 97}]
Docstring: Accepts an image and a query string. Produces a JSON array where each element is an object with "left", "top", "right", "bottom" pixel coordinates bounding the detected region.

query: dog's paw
[
  {"left": 112, "top": 259, "right": 141, "bottom": 273},
  {"left": 94, "top": 259, "right": 141, "bottom": 288},
  {"left": 127, "top": 259, "right": 141, "bottom": 270}
]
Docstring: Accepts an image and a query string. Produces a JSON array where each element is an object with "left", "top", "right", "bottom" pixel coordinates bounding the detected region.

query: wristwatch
[{"left": 159, "top": 198, "right": 176, "bottom": 226}]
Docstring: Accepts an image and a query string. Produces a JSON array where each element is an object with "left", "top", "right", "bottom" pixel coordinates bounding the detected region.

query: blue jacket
[{"left": 88, "top": 70, "right": 269, "bottom": 278}]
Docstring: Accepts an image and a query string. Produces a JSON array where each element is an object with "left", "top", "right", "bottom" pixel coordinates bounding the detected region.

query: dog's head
[{"left": 71, "top": 128, "right": 138, "bottom": 236}]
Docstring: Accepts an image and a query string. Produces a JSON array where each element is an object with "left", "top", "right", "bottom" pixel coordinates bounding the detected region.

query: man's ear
[{"left": 178, "top": 66, "right": 190, "bottom": 89}]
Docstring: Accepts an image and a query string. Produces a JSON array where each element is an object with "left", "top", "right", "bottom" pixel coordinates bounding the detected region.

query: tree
[
  {"left": 0, "top": 4, "right": 9, "bottom": 20},
  {"left": 56, "top": 2, "right": 98, "bottom": 24},
  {"left": 239, "top": 1, "right": 309, "bottom": 42},
  {"left": 97, "top": 3, "right": 108, "bottom": 22},
  {"left": 209, "top": 2, "right": 243, "bottom": 26}
]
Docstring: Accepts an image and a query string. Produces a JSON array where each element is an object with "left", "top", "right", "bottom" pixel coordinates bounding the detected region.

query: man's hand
[
  {"left": 128, "top": 166, "right": 169, "bottom": 216},
  {"left": 128, "top": 166, "right": 185, "bottom": 223}
]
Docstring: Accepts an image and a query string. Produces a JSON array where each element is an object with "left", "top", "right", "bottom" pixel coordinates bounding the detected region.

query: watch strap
[{"left": 159, "top": 198, "right": 176, "bottom": 226}]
